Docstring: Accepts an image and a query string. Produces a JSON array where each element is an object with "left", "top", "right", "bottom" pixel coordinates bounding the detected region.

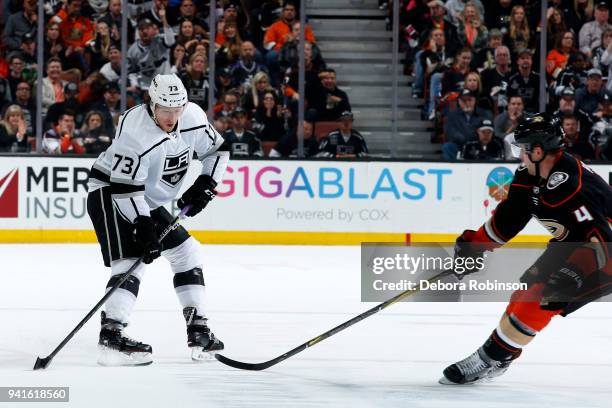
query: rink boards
[{"left": 0, "top": 156, "right": 610, "bottom": 244}]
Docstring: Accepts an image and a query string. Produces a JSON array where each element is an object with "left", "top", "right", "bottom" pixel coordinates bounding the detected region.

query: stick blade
[
  {"left": 33, "top": 356, "right": 50, "bottom": 370},
  {"left": 214, "top": 353, "right": 272, "bottom": 371}
]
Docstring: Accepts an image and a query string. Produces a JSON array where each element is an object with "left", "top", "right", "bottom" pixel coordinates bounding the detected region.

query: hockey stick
[
  {"left": 33, "top": 205, "right": 191, "bottom": 370},
  {"left": 215, "top": 268, "right": 456, "bottom": 371}
]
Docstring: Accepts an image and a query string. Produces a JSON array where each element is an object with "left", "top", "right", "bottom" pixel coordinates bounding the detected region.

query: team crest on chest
[
  {"left": 547, "top": 172, "right": 569, "bottom": 190},
  {"left": 161, "top": 149, "right": 190, "bottom": 187},
  {"left": 537, "top": 218, "right": 569, "bottom": 241}
]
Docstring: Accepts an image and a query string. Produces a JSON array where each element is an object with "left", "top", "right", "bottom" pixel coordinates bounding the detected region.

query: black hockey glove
[
  {"left": 540, "top": 263, "right": 584, "bottom": 311},
  {"left": 133, "top": 216, "right": 162, "bottom": 264},
  {"left": 453, "top": 230, "right": 486, "bottom": 279},
  {"left": 177, "top": 175, "right": 217, "bottom": 217}
]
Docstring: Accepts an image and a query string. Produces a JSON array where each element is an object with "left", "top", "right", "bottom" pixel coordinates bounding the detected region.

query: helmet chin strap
[{"left": 527, "top": 151, "right": 546, "bottom": 179}]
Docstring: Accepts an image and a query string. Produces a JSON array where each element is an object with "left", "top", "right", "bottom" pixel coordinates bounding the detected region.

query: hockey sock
[
  {"left": 482, "top": 327, "right": 524, "bottom": 362},
  {"left": 173, "top": 267, "right": 207, "bottom": 317},
  {"left": 104, "top": 273, "right": 141, "bottom": 323},
  {"left": 104, "top": 259, "right": 145, "bottom": 323}
]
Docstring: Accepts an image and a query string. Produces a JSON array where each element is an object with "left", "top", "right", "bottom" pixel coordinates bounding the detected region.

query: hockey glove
[
  {"left": 177, "top": 175, "right": 217, "bottom": 217},
  {"left": 453, "top": 230, "right": 486, "bottom": 279},
  {"left": 540, "top": 263, "right": 584, "bottom": 311},
  {"left": 133, "top": 216, "right": 162, "bottom": 264}
]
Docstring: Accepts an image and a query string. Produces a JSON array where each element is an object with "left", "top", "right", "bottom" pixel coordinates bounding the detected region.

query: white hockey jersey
[{"left": 87, "top": 102, "right": 229, "bottom": 222}]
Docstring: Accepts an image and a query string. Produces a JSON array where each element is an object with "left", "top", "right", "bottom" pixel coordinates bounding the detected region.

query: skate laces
[
  {"left": 456, "top": 350, "right": 491, "bottom": 376},
  {"left": 102, "top": 321, "right": 124, "bottom": 332},
  {"left": 120, "top": 331, "right": 147, "bottom": 347}
]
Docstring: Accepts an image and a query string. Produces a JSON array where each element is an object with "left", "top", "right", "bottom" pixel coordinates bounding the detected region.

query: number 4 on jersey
[{"left": 574, "top": 205, "right": 594, "bottom": 222}]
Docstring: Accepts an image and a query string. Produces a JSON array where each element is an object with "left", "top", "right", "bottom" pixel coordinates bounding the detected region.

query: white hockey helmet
[{"left": 148, "top": 74, "right": 188, "bottom": 109}]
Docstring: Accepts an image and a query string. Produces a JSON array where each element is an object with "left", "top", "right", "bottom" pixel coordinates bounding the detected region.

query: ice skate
[
  {"left": 183, "top": 307, "right": 224, "bottom": 361},
  {"left": 97, "top": 312, "right": 153, "bottom": 367},
  {"left": 439, "top": 347, "right": 512, "bottom": 385}
]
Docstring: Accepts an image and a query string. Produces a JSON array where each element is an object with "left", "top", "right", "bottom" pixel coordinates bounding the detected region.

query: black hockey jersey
[
  {"left": 316, "top": 129, "right": 368, "bottom": 158},
  {"left": 482, "top": 152, "right": 612, "bottom": 245},
  {"left": 461, "top": 138, "right": 504, "bottom": 160},
  {"left": 222, "top": 129, "right": 263, "bottom": 157}
]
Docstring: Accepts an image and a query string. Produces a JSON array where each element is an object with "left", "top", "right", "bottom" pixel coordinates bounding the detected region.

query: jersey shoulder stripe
[
  {"left": 129, "top": 137, "right": 171, "bottom": 181},
  {"left": 139, "top": 137, "right": 171, "bottom": 159},
  {"left": 117, "top": 105, "right": 141, "bottom": 139},
  {"left": 181, "top": 124, "right": 207, "bottom": 133},
  {"left": 180, "top": 103, "right": 217, "bottom": 145}
]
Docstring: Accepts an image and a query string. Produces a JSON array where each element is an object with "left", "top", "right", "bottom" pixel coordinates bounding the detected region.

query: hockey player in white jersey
[{"left": 86, "top": 74, "right": 229, "bottom": 366}]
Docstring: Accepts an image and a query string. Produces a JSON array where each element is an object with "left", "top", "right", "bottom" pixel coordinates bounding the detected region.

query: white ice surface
[{"left": 1, "top": 244, "right": 612, "bottom": 408}]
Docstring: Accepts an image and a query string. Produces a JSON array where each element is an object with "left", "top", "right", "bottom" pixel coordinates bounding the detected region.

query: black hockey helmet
[{"left": 511, "top": 112, "right": 565, "bottom": 158}]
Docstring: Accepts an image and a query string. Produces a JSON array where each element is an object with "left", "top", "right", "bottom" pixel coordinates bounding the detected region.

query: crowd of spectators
[
  {"left": 4, "top": 0, "right": 612, "bottom": 161},
  {"left": 0, "top": 0, "right": 368, "bottom": 158},
  {"left": 401, "top": 0, "right": 612, "bottom": 161}
]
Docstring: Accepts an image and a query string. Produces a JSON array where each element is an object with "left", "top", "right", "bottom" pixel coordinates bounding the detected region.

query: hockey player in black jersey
[
  {"left": 440, "top": 113, "right": 612, "bottom": 385},
  {"left": 87, "top": 74, "right": 229, "bottom": 366}
]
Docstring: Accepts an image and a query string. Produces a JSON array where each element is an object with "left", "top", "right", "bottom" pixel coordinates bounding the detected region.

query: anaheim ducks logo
[
  {"left": 546, "top": 171, "right": 569, "bottom": 190},
  {"left": 531, "top": 115, "right": 545, "bottom": 123},
  {"left": 537, "top": 218, "right": 569, "bottom": 240}
]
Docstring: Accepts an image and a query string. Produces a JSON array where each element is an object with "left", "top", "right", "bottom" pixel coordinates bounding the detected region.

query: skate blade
[
  {"left": 190, "top": 347, "right": 218, "bottom": 362},
  {"left": 97, "top": 345, "right": 153, "bottom": 367},
  {"left": 438, "top": 376, "right": 491, "bottom": 385}
]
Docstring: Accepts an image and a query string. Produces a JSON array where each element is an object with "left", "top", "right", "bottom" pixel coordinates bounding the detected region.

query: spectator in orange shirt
[
  {"left": 53, "top": 0, "right": 95, "bottom": 48},
  {"left": 53, "top": 0, "right": 95, "bottom": 72},
  {"left": 264, "top": 1, "right": 315, "bottom": 86},
  {"left": 42, "top": 110, "right": 84, "bottom": 155},
  {"left": 59, "top": 111, "right": 85, "bottom": 155},
  {"left": 264, "top": 3, "right": 315, "bottom": 52},
  {"left": 547, "top": 31, "right": 576, "bottom": 79}
]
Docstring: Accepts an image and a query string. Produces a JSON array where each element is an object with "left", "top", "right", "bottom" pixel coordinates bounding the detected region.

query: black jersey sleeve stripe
[
  {"left": 131, "top": 158, "right": 142, "bottom": 181},
  {"left": 204, "top": 127, "right": 216, "bottom": 143},
  {"left": 110, "top": 181, "right": 145, "bottom": 194},
  {"left": 129, "top": 197, "right": 140, "bottom": 217},
  {"left": 89, "top": 167, "right": 110, "bottom": 183},
  {"left": 210, "top": 155, "right": 220, "bottom": 178},
  {"left": 181, "top": 124, "right": 206, "bottom": 133},
  {"left": 116, "top": 105, "right": 140, "bottom": 140}
]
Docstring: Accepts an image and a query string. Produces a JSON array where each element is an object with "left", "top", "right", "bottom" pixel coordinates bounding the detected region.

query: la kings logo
[{"left": 161, "top": 149, "right": 190, "bottom": 187}]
